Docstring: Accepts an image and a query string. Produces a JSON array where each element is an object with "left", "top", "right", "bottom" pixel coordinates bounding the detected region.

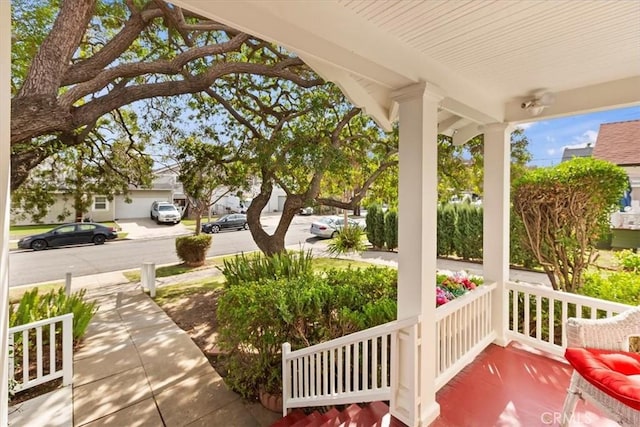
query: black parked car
[
  {"left": 17, "top": 223, "right": 118, "bottom": 251},
  {"left": 201, "top": 214, "right": 248, "bottom": 234}
]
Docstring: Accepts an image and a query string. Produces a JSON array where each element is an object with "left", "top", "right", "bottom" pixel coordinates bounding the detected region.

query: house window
[{"left": 93, "top": 196, "right": 108, "bottom": 211}]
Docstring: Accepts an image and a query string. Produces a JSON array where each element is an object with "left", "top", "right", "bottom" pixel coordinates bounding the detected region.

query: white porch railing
[
  {"left": 435, "top": 282, "right": 497, "bottom": 391},
  {"left": 506, "top": 281, "right": 633, "bottom": 356},
  {"left": 8, "top": 314, "right": 74, "bottom": 393},
  {"left": 281, "top": 315, "right": 420, "bottom": 416}
]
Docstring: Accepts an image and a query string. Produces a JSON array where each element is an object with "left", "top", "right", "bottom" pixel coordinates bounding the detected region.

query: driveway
[{"left": 117, "top": 218, "right": 191, "bottom": 240}]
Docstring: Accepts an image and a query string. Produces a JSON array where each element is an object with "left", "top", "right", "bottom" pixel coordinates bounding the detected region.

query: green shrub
[
  {"left": 579, "top": 270, "right": 640, "bottom": 306},
  {"left": 437, "top": 204, "right": 457, "bottom": 257},
  {"left": 175, "top": 234, "right": 212, "bottom": 267},
  {"left": 615, "top": 249, "right": 640, "bottom": 273},
  {"left": 8, "top": 288, "right": 98, "bottom": 341},
  {"left": 327, "top": 225, "right": 366, "bottom": 256},
  {"left": 384, "top": 209, "right": 398, "bottom": 251},
  {"left": 366, "top": 204, "right": 385, "bottom": 249},
  {"left": 221, "top": 250, "right": 314, "bottom": 287},
  {"left": 217, "top": 265, "right": 397, "bottom": 398},
  {"left": 510, "top": 211, "right": 539, "bottom": 269},
  {"left": 513, "top": 157, "right": 629, "bottom": 292}
]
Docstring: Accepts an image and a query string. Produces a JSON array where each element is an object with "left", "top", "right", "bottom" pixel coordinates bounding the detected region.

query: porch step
[{"left": 270, "top": 402, "right": 406, "bottom": 427}]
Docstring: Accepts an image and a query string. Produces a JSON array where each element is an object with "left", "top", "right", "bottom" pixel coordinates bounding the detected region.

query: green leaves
[{"left": 512, "top": 157, "right": 629, "bottom": 291}]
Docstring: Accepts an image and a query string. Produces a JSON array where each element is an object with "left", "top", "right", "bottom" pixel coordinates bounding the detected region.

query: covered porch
[{"left": 1, "top": 1, "right": 639, "bottom": 426}]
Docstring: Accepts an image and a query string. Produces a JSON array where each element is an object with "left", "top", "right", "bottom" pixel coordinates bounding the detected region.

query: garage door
[{"left": 115, "top": 192, "right": 171, "bottom": 219}]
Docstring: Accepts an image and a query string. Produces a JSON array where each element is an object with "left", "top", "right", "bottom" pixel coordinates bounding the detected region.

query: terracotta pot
[{"left": 259, "top": 389, "right": 283, "bottom": 413}]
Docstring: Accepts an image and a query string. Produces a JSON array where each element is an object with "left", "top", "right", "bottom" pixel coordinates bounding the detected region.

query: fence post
[
  {"left": 282, "top": 342, "right": 291, "bottom": 416},
  {"left": 62, "top": 314, "right": 73, "bottom": 386},
  {"left": 141, "top": 262, "right": 156, "bottom": 298},
  {"left": 65, "top": 272, "right": 72, "bottom": 296}
]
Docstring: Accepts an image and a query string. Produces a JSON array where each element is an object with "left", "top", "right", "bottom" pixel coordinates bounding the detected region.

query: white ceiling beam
[
  {"left": 302, "top": 56, "right": 393, "bottom": 131},
  {"left": 505, "top": 76, "right": 640, "bottom": 123},
  {"left": 453, "top": 123, "right": 483, "bottom": 146},
  {"left": 437, "top": 116, "right": 466, "bottom": 134}
]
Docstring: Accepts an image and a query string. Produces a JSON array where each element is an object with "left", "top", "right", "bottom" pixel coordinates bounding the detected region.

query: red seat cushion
[{"left": 565, "top": 347, "right": 640, "bottom": 410}]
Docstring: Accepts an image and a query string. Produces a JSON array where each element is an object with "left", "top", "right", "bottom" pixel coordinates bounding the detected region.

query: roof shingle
[{"left": 592, "top": 120, "right": 640, "bottom": 166}]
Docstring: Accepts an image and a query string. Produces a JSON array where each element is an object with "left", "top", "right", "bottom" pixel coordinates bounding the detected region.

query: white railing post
[
  {"left": 282, "top": 342, "right": 291, "bottom": 416},
  {"left": 141, "top": 262, "right": 156, "bottom": 297},
  {"left": 8, "top": 333, "right": 14, "bottom": 388},
  {"left": 62, "top": 315, "right": 74, "bottom": 386},
  {"left": 65, "top": 272, "right": 72, "bottom": 296}
]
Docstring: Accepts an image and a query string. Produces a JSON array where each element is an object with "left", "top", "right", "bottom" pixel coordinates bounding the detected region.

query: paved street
[{"left": 9, "top": 215, "right": 324, "bottom": 287}]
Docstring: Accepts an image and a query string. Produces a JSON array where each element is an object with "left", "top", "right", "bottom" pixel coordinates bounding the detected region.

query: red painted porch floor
[{"left": 430, "top": 342, "right": 618, "bottom": 427}]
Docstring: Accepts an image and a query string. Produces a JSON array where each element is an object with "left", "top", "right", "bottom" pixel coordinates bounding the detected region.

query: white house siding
[
  {"left": 114, "top": 190, "right": 172, "bottom": 219},
  {"left": 12, "top": 195, "right": 115, "bottom": 226}
]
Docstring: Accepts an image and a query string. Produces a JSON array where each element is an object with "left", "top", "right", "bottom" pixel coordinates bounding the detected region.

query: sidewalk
[
  {"left": 8, "top": 249, "right": 549, "bottom": 426},
  {"left": 10, "top": 279, "right": 280, "bottom": 427}
]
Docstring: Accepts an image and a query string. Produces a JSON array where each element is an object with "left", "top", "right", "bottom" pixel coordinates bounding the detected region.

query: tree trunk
[{"left": 246, "top": 180, "right": 303, "bottom": 256}]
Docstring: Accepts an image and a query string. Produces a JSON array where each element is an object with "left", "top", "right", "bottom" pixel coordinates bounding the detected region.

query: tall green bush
[
  {"left": 453, "top": 204, "right": 482, "bottom": 260},
  {"left": 437, "top": 204, "right": 457, "bottom": 257},
  {"left": 365, "top": 204, "right": 385, "bottom": 249},
  {"left": 384, "top": 209, "right": 398, "bottom": 251},
  {"left": 217, "top": 265, "right": 397, "bottom": 398},
  {"left": 513, "top": 157, "right": 628, "bottom": 291},
  {"left": 175, "top": 234, "right": 212, "bottom": 267}
]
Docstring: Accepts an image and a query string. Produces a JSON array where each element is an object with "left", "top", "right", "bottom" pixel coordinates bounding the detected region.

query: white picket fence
[
  {"left": 8, "top": 313, "right": 74, "bottom": 393},
  {"left": 281, "top": 315, "right": 419, "bottom": 415},
  {"left": 506, "top": 281, "right": 632, "bottom": 356}
]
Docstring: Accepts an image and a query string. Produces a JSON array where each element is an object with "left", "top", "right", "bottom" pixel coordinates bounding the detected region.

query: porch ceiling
[{"left": 174, "top": 0, "right": 640, "bottom": 131}]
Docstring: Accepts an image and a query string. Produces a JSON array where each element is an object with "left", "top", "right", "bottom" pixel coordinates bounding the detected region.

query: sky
[{"left": 518, "top": 105, "right": 640, "bottom": 167}]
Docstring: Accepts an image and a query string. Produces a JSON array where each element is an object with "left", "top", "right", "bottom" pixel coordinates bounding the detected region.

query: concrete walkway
[
  {"left": 9, "top": 280, "right": 280, "bottom": 427},
  {"left": 80, "top": 282, "right": 281, "bottom": 426}
]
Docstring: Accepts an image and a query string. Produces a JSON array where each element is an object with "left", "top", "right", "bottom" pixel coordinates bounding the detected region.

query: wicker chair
[{"left": 561, "top": 307, "right": 640, "bottom": 426}]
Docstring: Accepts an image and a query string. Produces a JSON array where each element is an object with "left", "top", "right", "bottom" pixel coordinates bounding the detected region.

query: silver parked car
[
  {"left": 150, "top": 201, "right": 182, "bottom": 224},
  {"left": 309, "top": 216, "right": 364, "bottom": 239}
]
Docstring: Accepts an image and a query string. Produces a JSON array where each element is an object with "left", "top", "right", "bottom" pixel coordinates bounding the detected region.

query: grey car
[{"left": 201, "top": 214, "right": 248, "bottom": 233}]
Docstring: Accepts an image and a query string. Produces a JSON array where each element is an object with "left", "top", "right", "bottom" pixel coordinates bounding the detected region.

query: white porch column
[
  {"left": 391, "top": 82, "right": 442, "bottom": 426},
  {"left": 1, "top": 1, "right": 12, "bottom": 424},
  {"left": 482, "top": 123, "right": 513, "bottom": 346}
]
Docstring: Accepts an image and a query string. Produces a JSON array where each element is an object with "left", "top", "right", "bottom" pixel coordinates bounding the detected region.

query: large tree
[
  {"left": 11, "top": 108, "right": 153, "bottom": 223},
  {"left": 198, "top": 74, "right": 398, "bottom": 255},
  {"left": 11, "top": 0, "right": 322, "bottom": 191}
]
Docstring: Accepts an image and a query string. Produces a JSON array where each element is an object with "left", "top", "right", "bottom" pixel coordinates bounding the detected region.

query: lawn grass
[
  {"left": 122, "top": 252, "right": 260, "bottom": 282},
  {"left": 153, "top": 275, "right": 225, "bottom": 305},
  {"left": 593, "top": 249, "right": 620, "bottom": 270},
  {"left": 312, "top": 257, "right": 379, "bottom": 271},
  {"left": 9, "top": 282, "right": 64, "bottom": 304}
]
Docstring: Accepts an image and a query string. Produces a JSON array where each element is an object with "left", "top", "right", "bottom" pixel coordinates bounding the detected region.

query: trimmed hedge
[
  {"left": 384, "top": 209, "right": 398, "bottom": 251},
  {"left": 175, "top": 234, "right": 212, "bottom": 267},
  {"left": 436, "top": 203, "right": 539, "bottom": 268},
  {"left": 366, "top": 204, "right": 385, "bottom": 249}
]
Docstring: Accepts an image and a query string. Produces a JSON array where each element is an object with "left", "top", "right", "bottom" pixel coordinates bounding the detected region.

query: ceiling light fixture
[{"left": 521, "top": 91, "right": 555, "bottom": 116}]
